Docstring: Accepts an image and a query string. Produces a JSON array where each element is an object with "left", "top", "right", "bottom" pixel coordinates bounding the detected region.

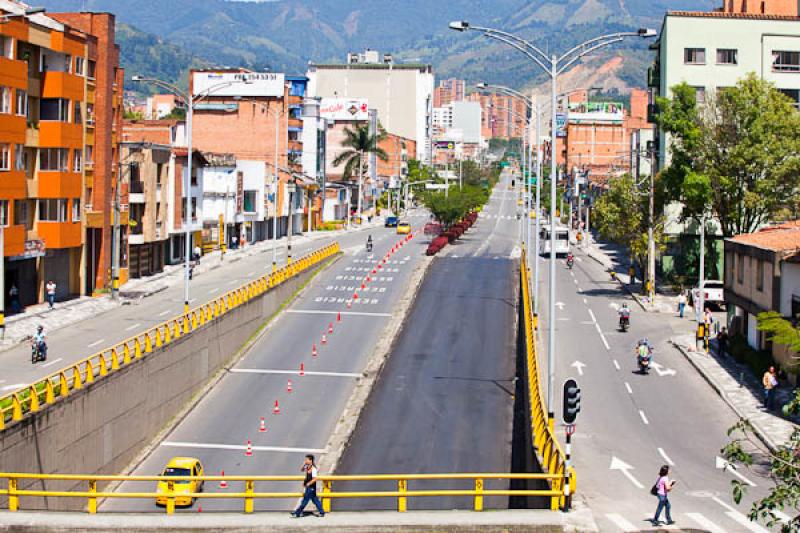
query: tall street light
[
  {"left": 451, "top": 21, "right": 656, "bottom": 425},
  {"left": 131, "top": 75, "right": 251, "bottom": 313}
]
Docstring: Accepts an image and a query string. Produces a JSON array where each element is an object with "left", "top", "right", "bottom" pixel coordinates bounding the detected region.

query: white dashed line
[
  {"left": 2, "top": 383, "right": 26, "bottom": 391},
  {"left": 624, "top": 382, "right": 632, "bottom": 394},
  {"left": 582, "top": 298, "right": 588, "bottom": 304},
  {"left": 657, "top": 447, "right": 674, "bottom": 466},
  {"left": 613, "top": 359, "right": 621, "bottom": 370},
  {"left": 639, "top": 410, "right": 649, "bottom": 425},
  {"left": 125, "top": 323, "right": 141, "bottom": 331},
  {"left": 158, "top": 310, "right": 170, "bottom": 316},
  {"left": 587, "top": 309, "right": 597, "bottom": 323},
  {"left": 88, "top": 339, "right": 105, "bottom": 348},
  {"left": 161, "top": 441, "right": 325, "bottom": 454},
  {"left": 41, "top": 357, "right": 63, "bottom": 368}
]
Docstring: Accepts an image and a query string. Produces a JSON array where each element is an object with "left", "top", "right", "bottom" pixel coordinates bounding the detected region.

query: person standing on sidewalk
[
  {"left": 45, "top": 280, "right": 56, "bottom": 310},
  {"left": 677, "top": 292, "right": 687, "bottom": 318},
  {"left": 716, "top": 327, "right": 729, "bottom": 358},
  {"left": 291, "top": 454, "right": 325, "bottom": 518},
  {"left": 651, "top": 465, "right": 676, "bottom": 526},
  {"left": 763, "top": 366, "right": 778, "bottom": 410},
  {"left": 9, "top": 284, "right": 21, "bottom": 314}
]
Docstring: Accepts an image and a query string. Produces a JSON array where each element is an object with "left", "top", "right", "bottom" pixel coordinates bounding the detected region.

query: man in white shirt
[{"left": 45, "top": 280, "right": 56, "bottom": 310}]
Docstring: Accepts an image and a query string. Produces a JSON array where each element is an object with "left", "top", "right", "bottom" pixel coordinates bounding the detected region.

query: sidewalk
[{"left": 0, "top": 221, "right": 384, "bottom": 353}]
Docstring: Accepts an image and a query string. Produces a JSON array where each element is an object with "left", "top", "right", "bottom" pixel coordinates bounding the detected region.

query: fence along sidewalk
[{"left": 0, "top": 242, "right": 341, "bottom": 430}]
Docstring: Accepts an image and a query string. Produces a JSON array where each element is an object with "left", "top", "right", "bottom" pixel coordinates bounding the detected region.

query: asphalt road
[
  {"left": 538, "top": 239, "right": 780, "bottom": 531},
  {"left": 0, "top": 226, "right": 386, "bottom": 395},
  {"left": 335, "top": 171, "right": 525, "bottom": 511},
  {"left": 103, "top": 210, "right": 431, "bottom": 513}
]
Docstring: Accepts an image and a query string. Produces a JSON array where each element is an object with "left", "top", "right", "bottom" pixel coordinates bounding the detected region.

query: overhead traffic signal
[{"left": 563, "top": 379, "right": 581, "bottom": 424}]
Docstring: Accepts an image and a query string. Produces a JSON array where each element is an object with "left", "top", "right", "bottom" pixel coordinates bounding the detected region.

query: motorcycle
[
  {"left": 619, "top": 314, "right": 629, "bottom": 332},
  {"left": 636, "top": 347, "right": 652, "bottom": 375},
  {"left": 30, "top": 339, "right": 47, "bottom": 364},
  {"left": 566, "top": 256, "right": 574, "bottom": 269},
  {"left": 366, "top": 239, "right": 373, "bottom": 253}
]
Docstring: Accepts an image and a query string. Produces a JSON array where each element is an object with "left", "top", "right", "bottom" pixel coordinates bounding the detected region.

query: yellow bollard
[
  {"left": 244, "top": 480, "right": 254, "bottom": 513},
  {"left": 45, "top": 380, "right": 54, "bottom": 404},
  {"left": 182, "top": 316, "right": 190, "bottom": 334},
  {"left": 134, "top": 338, "right": 142, "bottom": 359},
  {"left": 11, "top": 394, "right": 22, "bottom": 421},
  {"left": 163, "top": 325, "right": 171, "bottom": 344},
  {"left": 123, "top": 344, "right": 131, "bottom": 365},
  {"left": 173, "top": 321, "right": 181, "bottom": 339},
  {"left": 84, "top": 360, "right": 95, "bottom": 384},
  {"left": 8, "top": 478, "right": 18, "bottom": 511},
  {"left": 111, "top": 348, "right": 120, "bottom": 370},
  {"left": 88, "top": 480, "right": 97, "bottom": 514},
  {"left": 73, "top": 365, "right": 83, "bottom": 390},
  {"left": 98, "top": 355, "right": 108, "bottom": 377},
  {"left": 59, "top": 372, "right": 69, "bottom": 397},
  {"left": 145, "top": 333, "right": 153, "bottom": 353},
  {"left": 29, "top": 385, "right": 39, "bottom": 413},
  {"left": 322, "top": 480, "right": 332, "bottom": 513},
  {"left": 474, "top": 478, "right": 484, "bottom": 511},
  {"left": 398, "top": 479, "right": 407, "bottom": 512},
  {"left": 191, "top": 313, "right": 197, "bottom": 330},
  {"left": 166, "top": 481, "right": 175, "bottom": 515}
]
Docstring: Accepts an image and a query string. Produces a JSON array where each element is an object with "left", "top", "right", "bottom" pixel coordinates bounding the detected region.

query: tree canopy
[{"left": 332, "top": 125, "right": 388, "bottom": 182}]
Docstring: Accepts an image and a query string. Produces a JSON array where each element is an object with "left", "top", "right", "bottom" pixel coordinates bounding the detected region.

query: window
[
  {"left": 87, "top": 59, "right": 96, "bottom": 79},
  {"left": 85, "top": 145, "right": 93, "bottom": 167},
  {"left": 86, "top": 103, "right": 94, "bottom": 124},
  {"left": 15, "top": 89, "right": 27, "bottom": 116},
  {"left": 0, "top": 35, "right": 12, "bottom": 59},
  {"left": 75, "top": 56, "right": 85, "bottom": 76},
  {"left": 693, "top": 86, "right": 706, "bottom": 105},
  {"left": 71, "top": 198, "right": 80, "bottom": 221},
  {"left": 773, "top": 51, "right": 800, "bottom": 72},
  {"left": 73, "top": 101, "right": 81, "bottom": 124},
  {"left": 0, "top": 144, "right": 9, "bottom": 171},
  {"left": 14, "top": 144, "right": 25, "bottom": 171},
  {"left": 0, "top": 86, "right": 10, "bottom": 114},
  {"left": 756, "top": 259, "right": 764, "bottom": 291},
  {"left": 14, "top": 200, "right": 31, "bottom": 229},
  {"left": 72, "top": 149, "right": 82, "bottom": 172},
  {"left": 0, "top": 200, "right": 7, "bottom": 227},
  {"left": 684, "top": 48, "right": 706, "bottom": 64},
  {"left": 38, "top": 199, "right": 67, "bottom": 222},
  {"left": 40, "top": 98, "right": 69, "bottom": 121},
  {"left": 40, "top": 148, "right": 69, "bottom": 171},
  {"left": 243, "top": 190, "right": 257, "bottom": 213},
  {"left": 737, "top": 253, "right": 744, "bottom": 284},
  {"left": 716, "top": 49, "right": 738, "bottom": 65}
]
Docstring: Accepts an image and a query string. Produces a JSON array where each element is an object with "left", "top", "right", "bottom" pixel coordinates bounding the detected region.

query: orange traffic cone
[
  {"left": 198, "top": 504, "right": 202, "bottom": 513},
  {"left": 361, "top": 282, "right": 366, "bottom": 290},
  {"left": 328, "top": 322, "right": 334, "bottom": 334},
  {"left": 347, "top": 300, "right": 352, "bottom": 309},
  {"left": 300, "top": 363, "right": 305, "bottom": 376},
  {"left": 245, "top": 439, "right": 253, "bottom": 457},
  {"left": 312, "top": 343, "right": 318, "bottom": 357},
  {"left": 366, "top": 276, "right": 371, "bottom": 282},
  {"left": 259, "top": 417, "right": 266, "bottom": 433},
  {"left": 219, "top": 470, "right": 228, "bottom": 489},
  {"left": 337, "top": 312, "right": 341, "bottom": 322},
  {"left": 353, "top": 293, "right": 359, "bottom": 300},
  {"left": 287, "top": 379, "right": 293, "bottom": 393},
  {"left": 273, "top": 400, "right": 281, "bottom": 414}
]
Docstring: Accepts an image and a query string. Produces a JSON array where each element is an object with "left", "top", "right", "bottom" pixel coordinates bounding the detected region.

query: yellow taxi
[
  {"left": 155, "top": 457, "right": 204, "bottom": 507},
  {"left": 396, "top": 221, "right": 411, "bottom": 235},
  {"left": 517, "top": 198, "right": 524, "bottom": 206}
]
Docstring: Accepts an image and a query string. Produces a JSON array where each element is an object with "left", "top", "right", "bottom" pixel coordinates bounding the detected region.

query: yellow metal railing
[
  {"left": 0, "top": 472, "right": 562, "bottom": 514},
  {"left": 520, "top": 254, "right": 576, "bottom": 510},
  {"left": 0, "top": 242, "right": 341, "bottom": 430}
]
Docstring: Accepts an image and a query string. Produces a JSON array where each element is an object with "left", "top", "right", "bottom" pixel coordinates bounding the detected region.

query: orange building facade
[
  {"left": 467, "top": 92, "right": 528, "bottom": 140},
  {"left": 0, "top": 3, "right": 123, "bottom": 308}
]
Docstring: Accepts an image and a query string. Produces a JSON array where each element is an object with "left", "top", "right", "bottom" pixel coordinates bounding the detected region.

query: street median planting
[{"left": 425, "top": 211, "right": 479, "bottom": 255}]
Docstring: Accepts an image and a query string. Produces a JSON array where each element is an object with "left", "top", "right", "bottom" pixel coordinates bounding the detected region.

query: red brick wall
[
  {"left": 122, "top": 120, "right": 177, "bottom": 144},
  {"left": 723, "top": 0, "right": 798, "bottom": 14}
]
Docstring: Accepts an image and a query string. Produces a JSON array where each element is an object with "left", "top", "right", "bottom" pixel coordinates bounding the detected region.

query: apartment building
[
  {"left": 433, "top": 78, "right": 466, "bottom": 107},
  {"left": 467, "top": 92, "right": 527, "bottom": 140},
  {"left": 0, "top": 1, "right": 123, "bottom": 307}
]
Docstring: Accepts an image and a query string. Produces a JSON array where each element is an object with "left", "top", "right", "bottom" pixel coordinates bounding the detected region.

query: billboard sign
[
  {"left": 556, "top": 113, "right": 567, "bottom": 138},
  {"left": 10, "top": 239, "right": 45, "bottom": 261},
  {"left": 567, "top": 101, "right": 624, "bottom": 123},
  {"left": 434, "top": 140, "right": 456, "bottom": 150},
  {"left": 192, "top": 72, "right": 285, "bottom": 98},
  {"left": 319, "top": 98, "right": 369, "bottom": 121}
]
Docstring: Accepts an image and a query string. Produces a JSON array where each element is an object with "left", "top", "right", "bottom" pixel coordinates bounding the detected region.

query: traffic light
[{"left": 563, "top": 379, "right": 581, "bottom": 424}]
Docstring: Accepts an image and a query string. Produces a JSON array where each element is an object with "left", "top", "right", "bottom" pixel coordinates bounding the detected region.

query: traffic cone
[
  {"left": 245, "top": 439, "right": 253, "bottom": 457},
  {"left": 346, "top": 300, "right": 352, "bottom": 309},
  {"left": 198, "top": 504, "right": 202, "bottom": 513},
  {"left": 378, "top": 264, "right": 383, "bottom": 270},
  {"left": 337, "top": 312, "right": 341, "bottom": 322},
  {"left": 328, "top": 322, "right": 334, "bottom": 334},
  {"left": 219, "top": 470, "right": 228, "bottom": 489},
  {"left": 287, "top": 379, "right": 293, "bottom": 393},
  {"left": 372, "top": 268, "right": 377, "bottom": 274},
  {"left": 353, "top": 293, "right": 359, "bottom": 300},
  {"left": 299, "top": 362, "right": 305, "bottom": 376},
  {"left": 259, "top": 417, "right": 266, "bottom": 433},
  {"left": 312, "top": 343, "right": 317, "bottom": 357},
  {"left": 321, "top": 333, "right": 327, "bottom": 344},
  {"left": 366, "top": 276, "right": 371, "bottom": 282},
  {"left": 361, "top": 282, "right": 365, "bottom": 289},
  {"left": 273, "top": 400, "right": 281, "bottom": 414}
]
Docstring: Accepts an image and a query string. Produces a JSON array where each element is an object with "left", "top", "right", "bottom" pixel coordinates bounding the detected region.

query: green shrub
[{"left": 729, "top": 334, "right": 773, "bottom": 377}]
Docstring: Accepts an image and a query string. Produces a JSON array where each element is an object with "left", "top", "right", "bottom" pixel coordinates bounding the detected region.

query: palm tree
[{"left": 332, "top": 124, "right": 388, "bottom": 222}]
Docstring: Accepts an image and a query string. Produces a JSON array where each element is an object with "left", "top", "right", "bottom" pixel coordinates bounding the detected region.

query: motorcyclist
[
  {"left": 618, "top": 303, "right": 631, "bottom": 328},
  {"left": 33, "top": 325, "right": 47, "bottom": 361},
  {"left": 366, "top": 235, "right": 373, "bottom": 252},
  {"left": 566, "top": 252, "right": 574, "bottom": 268},
  {"left": 636, "top": 337, "right": 652, "bottom": 361}
]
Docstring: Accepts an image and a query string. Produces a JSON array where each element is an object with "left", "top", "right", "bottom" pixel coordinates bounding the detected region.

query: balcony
[
  {"left": 0, "top": 170, "right": 26, "bottom": 199},
  {"left": 39, "top": 121, "right": 82, "bottom": 148},
  {"left": 0, "top": 114, "right": 26, "bottom": 143},
  {"left": 41, "top": 71, "right": 84, "bottom": 101},
  {"left": 0, "top": 57, "right": 27, "bottom": 90},
  {"left": 37, "top": 220, "right": 81, "bottom": 249},
  {"left": 2, "top": 225, "right": 26, "bottom": 257},
  {"left": 37, "top": 171, "right": 82, "bottom": 198},
  {"left": 288, "top": 117, "right": 303, "bottom": 129}
]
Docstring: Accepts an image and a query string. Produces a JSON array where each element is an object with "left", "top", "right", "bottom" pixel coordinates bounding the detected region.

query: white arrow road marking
[
  {"left": 609, "top": 456, "right": 644, "bottom": 489},
  {"left": 658, "top": 447, "right": 674, "bottom": 466},
  {"left": 571, "top": 361, "right": 586, "bottom": 376},
  {"left": 715, "top": 456, "right": 757, "bottom": 487},
  {"left": 650, "top": 361, "right": 677, "bottom": 377},
  {"left": 556, "top": 301, "right": 566, "bottom": 310}
]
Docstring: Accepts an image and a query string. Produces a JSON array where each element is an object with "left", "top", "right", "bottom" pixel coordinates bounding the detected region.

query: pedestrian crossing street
[{"left": 602, "top": 508, "right": 783, "bottom": 532}]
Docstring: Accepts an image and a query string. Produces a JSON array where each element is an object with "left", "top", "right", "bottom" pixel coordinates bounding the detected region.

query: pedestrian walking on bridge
[
  {"left": 291, "top": 454, "right": 325, "bottom": 518},
  {"left": 651, "top": 465, "right": 676, "bottom": 526}
]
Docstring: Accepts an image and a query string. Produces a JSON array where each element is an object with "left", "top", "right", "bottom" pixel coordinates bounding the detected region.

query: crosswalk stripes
[
  {"left": 725, "top": 511, "right": 770, "bottom": 532},
  {"left": 605, "top": 513, "right": 637, "bottom": 532},
  {"left": 686, "top": 512, "right": 727, "bottom": 533},
  {"left": 603, "top": 511, "right": 775, "bottom": 533}
]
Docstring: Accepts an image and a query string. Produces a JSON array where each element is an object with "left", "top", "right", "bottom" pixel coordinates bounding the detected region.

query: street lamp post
[
  {"left": 452, "top": 21, "right": 656, "bottom": 424},
  {"left": 131, "top": 75, "right": 251, "bottom": 313}
]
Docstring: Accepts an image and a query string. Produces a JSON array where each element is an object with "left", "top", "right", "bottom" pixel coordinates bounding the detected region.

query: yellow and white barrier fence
[
  {"left": 520, "top": 254, "right": 576, "bottom": 510},
  {"left": 0, "top": 242, "right": 340, "bottom": 430},
  {"left": 0, "top": 472, "right": 562, "bottom": 514}
]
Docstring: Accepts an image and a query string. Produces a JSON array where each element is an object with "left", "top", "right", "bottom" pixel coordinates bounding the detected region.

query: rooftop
[
  {"left": 729, "top": 221, "right": 800, "bottom": 253},
  {"left": 667, "top": 10, "right": 800, "bottom": 21}
]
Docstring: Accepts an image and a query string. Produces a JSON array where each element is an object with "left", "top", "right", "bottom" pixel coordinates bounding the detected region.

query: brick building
[
  {"left": 0, "top": 1, "right": 123, "bottom": 308},
  {"left": 467, "top": 92, "right": 527, "bottom": 140},
  {"left": 722, "top": 0, "right": 798, "bottom": 14},
  {"left": 433, "top": 78, "right": 465, "bottom": 107}
]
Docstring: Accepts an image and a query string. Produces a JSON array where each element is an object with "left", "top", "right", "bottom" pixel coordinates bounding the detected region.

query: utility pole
[
  {"left": 533, "top": 95, "right": 542, "bottom": 320},
  {"left": 111, "top": 160, "right": 122, "bottom": 300},
  {"left": 357, "top": 149, "right": 364, "bottom": 224},
  {"left": 272, "top": 108, "right": 280, "bottom": 272},
  {"left": 287, "top": 181, "right": 294, "bottom": 264},
  {"left": 0, "top": 227, "right": 4, "bottom": 339},
  {"left": 698, "top": 214, "right": 706, "bottom": 323},
  {"left": 648, "top": 148, "right": 655, "bottom": 304}
]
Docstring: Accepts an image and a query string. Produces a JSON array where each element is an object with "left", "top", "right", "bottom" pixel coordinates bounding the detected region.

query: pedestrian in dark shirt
[
  {"left": 291, "top": 454, "right": 325, "bottom": 518},
  {"left": 717, "top": 327, "right": 729, "bottom": 357}
]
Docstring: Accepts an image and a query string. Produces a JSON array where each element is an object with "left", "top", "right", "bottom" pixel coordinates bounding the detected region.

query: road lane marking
[
  {"left": 587, "top": 309, "right": 597, "bottom": 323},
  {"left": 2, "top": 383, "right": 26, "bottom": 391},
  {"left": 573, "top": 279, "right": 578, "bottom": 285},
  {"left": 613, "top": 359, "right": 621, "bottom": 370},
  {"left": 774, "top": 511, "right": 791, "bottom": 524},
  {"left": 571, "top": 361, "right": 585, "bottom": 376},
  {"left": 42, "top": 357, "right": 63, "bottom": 368},
  {"left": 715, "top": 456, "right": 756, "bottom": 487},
  {"left": 88, "top": 339, "right": 105, "bottom": 348},
  {"left": 162, "top": 442, "right": 326, "bottom": 454},
  {"left": 624, "top": 382, "right": 632, "bottom": 394},
  {"left": 595, "top": 324, "right": 610, "bottom": 350},
  {"left": 712, "top": 495, "right": 769, "bottom": 531},
  {"left": 287, "top": 310, "right": 392, "bottom": 317},
  {"left": 582, "top": 298, "right": 588, "bottom": 304},
  {"left": 639, "top": 410, "right": 649, "bottom": 425},
  {"left": 605, "top": 514, "right": 637, "bottom": 532},
  {"left": 230, "top": 369, "right": 360, "bottom": 378},
  {"left": 209, "top": 287, "right": 220, "bottom": 294},
  {"left": 658, "top": 447, "right": 674, "bottom": 465},
  {"left": 158, "top": 310, "right": 170, "bottom": 316},
  {"left": 125, "top": 323, "right": 141, "bottom": 331},
  {"left": 247, "top": 271, "right": 255, "bottom": 277},
  {"left": 686, "top": 513, "right": 726, "bottom": 533},
  {"left": 609, "top": 456, "right": 644, "bottom": 489}
]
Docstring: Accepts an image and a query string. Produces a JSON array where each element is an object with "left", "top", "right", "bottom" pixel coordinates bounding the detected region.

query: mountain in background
[{"left": 37, "top": 0, "right": 716, "bottom": 93}]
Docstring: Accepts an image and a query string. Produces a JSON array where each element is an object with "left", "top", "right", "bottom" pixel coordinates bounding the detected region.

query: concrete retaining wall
[{"left": 0, "top": 259, "right": 335, "bottom": 511}]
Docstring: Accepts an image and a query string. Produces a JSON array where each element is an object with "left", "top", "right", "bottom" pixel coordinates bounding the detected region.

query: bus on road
[{"left": 540, "top": 225, "right": 570, "bottom": 257}]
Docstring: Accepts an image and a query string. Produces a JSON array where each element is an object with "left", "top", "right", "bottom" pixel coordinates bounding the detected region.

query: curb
[
  {"left": 583, "top": 248, "right": 649, "bottom": 312},
  {"left": 669, "top": 337, "right": 780, "bottom": 453}
]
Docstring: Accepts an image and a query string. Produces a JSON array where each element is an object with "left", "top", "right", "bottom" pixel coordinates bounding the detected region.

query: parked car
[
  {"left": 155, "top": 457, "right": 204, "bottom": 507},
  {"left": 690, "top": 280, "right": 725, "bottom": 308},
  {"left": 385, "top": 216, "right": 398, "bottom": 228}
]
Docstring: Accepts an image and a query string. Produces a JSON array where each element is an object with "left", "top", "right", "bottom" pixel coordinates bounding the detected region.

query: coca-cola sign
[{"left": 320, "top": 98, "right": 369, "bottom": 121}]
